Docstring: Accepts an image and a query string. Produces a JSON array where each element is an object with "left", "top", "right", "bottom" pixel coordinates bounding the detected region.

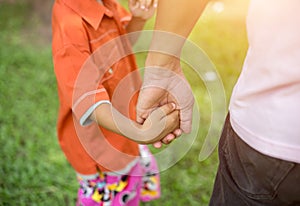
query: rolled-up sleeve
[
  {"left": 53, "top": 44, "right": 110, "bottom": 126},
  {"left": 115, "top": 2, "right": 132, "bottom": 27}
]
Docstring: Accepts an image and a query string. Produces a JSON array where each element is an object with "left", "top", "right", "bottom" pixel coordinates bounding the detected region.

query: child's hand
[
  {"left": 138, "top": 103, "right": 179, "bottom": 144},
  {"left": 129, "top": 0, "right": 158, "bottom": 20}
]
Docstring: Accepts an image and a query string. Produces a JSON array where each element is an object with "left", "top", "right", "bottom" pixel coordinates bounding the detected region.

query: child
[{"left": 52, "top": 0, "right": 179, "bottom": 205}]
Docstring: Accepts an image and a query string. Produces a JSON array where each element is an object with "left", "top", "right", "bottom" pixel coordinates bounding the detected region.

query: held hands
[
  {"left": 128, "top": 0, "right": 158, "bottom": 20},
  {"left": 136, "top": 61, "right": 195, "bottom": 147},
  {"left": 90, "top": 102, "right": 179, "bottom": 145},
  {"left": 136, "top": 103, "right": 179, "bottom": 144}
]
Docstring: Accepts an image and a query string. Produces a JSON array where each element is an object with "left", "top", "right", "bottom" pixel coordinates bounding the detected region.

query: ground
[{"left": 0, "top": 0, "right": 249, "bottom": 205}]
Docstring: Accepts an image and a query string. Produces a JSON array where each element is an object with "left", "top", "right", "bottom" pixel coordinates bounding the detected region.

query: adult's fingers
[
  {"left": 179, "top": 107, "right": 193, "bottom": 133},
  {"left": 152, "top": 141, "right": 162, "bottom": 148},
  {"left": 168, "top": 74, "right": 194, "bottom": 134},
  {"left": 152, "top": 130, "right": 179, "bottom": 148},
  {"left": 161, "top": 133, "right": 176, "bottom": 144},
  {"left": 173, "top": 128, "right": 182, "bottom": 137},
  {"left": 157, "top": 128, "right": 182, "bottom": 146},
  {"left": 136, "top": 105, "right": 157, "bottom": 124},
  {"left": 136, "top": 114, "right": 145, "bottom": 125},
  {"left": 136, "top": 86, "right": 166, "bottom": 124}
]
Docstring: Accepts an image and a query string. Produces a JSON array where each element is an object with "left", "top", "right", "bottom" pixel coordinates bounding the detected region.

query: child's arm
[
  {"left": 126, "top": 0, "right": 157, "bottom": 43},
  {"left": 90, "top": 102, "right": 179, "bottom": 144}
]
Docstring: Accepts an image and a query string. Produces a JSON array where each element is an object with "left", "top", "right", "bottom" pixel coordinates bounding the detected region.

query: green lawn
[{"left": 0, "top": 1, "right": 248, "bottom": 205}]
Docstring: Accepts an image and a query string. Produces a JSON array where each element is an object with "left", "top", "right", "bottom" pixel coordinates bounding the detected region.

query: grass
[
  {"left": 0, "top": 2, "right": 78, "bottom": 205},
  {"left": 0, "top": 1, "right": 248, "bottom": 205}
]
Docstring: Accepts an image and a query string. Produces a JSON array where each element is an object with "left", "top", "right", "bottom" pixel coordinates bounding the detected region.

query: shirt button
[{"left": 108, "top": 68, "right": 113, "bottom": 74}]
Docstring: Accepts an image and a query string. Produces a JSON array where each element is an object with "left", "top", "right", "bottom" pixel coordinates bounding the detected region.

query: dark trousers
[{"left": 209, "top": 115, "right": 300, "bottom": 206}]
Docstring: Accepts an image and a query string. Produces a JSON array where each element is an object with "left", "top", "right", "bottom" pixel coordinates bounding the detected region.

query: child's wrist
[
  {"left": 130, "top": 121, "right": 157, "bottom": 144},
  {"left": 131, "top": 15, "right": 148, "bottom": 22},
  {"left": 121, "top": 120, "right": 145, "bottom": 143}
]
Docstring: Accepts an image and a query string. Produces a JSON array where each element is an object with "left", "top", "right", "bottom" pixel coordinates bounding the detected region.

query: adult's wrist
[{"left": 145, "top": 52, "right": 182, "bottom": 73}]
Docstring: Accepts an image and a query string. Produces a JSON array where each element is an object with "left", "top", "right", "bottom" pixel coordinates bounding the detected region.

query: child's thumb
[{"left": 155, "top": 103, "right": 176, "bottom": 119}]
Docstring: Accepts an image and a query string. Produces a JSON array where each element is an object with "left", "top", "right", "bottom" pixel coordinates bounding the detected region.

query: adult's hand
[{"left": 136, "top": 57, "right": 194, "bottom": 147}]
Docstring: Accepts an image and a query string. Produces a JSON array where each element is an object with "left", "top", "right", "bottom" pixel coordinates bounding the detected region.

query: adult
[{"left": 137, "top": 0, "right": 300, "bottom": 205}]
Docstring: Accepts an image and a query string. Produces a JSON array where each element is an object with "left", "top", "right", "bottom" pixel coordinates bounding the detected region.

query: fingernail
[
  {"left": 167, "top": 134, "right": 174, "bottom": 142},
  {"left": 171, "top": 103, "right": 176, "bottom": 109},
  {"left": 175, "top": 129, "right": 182, "bottom": 136},
  {"left": 166, "top": 136, "right": 171, "bottom": 141},
  {"left": 153, "top": 142, "right": 162, "bottom": 148},
  {"left": 140, "top": 5, "right": 146, "bottom": 10},
  {"left": 167, "top": 138, "right": 174, "bottom": 144}
]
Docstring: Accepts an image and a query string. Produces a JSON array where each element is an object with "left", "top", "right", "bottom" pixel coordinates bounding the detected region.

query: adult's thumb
[{"left": 180, "top": 108, "right": 193, "bottom": 133}]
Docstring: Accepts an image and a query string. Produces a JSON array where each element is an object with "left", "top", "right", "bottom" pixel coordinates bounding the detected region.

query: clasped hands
[{"left": 136, "top": 63, "right": 194, "bottom": 148}]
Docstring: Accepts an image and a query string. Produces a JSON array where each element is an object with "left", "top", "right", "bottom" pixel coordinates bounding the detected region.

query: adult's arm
[
  {"left": 137, "top": 0, "right": 208, "bottom": 147},
  {"left": 147, "top": 0, "right": 208, "bottom": 67}
]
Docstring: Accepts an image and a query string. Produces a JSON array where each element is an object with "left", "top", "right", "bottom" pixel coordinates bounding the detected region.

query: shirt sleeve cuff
[{"left": 80, "top": 100, "right": 111, "bottom": 126}]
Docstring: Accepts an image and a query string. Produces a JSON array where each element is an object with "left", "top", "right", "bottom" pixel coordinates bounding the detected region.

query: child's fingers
[
  {"left": 136, "top": 106, "right": 156, "bottom": 124},
  {"left": 138, "top": 0, "right": 153, "bottom": 10},
  {"left": 152, "top": 0, "right": 158, "bottom": 8},
  {"left": 166, "top": 110, "right": 180, "bottom": 126},
  {"left": 152, "top": 103, "right": 176, "bottom": 120},
  {"left": 145, "top": 0, "right": 152, "bottom": 8},
  {"left": 138, "top": 0, "right": 147, "bottom": 10},
  {"left": 129, "top": 0, "right": 139, "bottom": 10}
]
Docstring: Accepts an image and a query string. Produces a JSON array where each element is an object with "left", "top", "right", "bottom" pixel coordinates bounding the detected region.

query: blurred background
[{"left": 0, "top": 0, "right": 249, "bottom": 205}]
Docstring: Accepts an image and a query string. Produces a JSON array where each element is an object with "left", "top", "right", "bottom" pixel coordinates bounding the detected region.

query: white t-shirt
[{"left": 229, "top": 0, "right": 300, "bottom": 163}]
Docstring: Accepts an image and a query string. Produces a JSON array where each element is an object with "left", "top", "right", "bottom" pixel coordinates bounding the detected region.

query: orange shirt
[{"left": 52, "top": 0, "right": 141, "bottom": 174}]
